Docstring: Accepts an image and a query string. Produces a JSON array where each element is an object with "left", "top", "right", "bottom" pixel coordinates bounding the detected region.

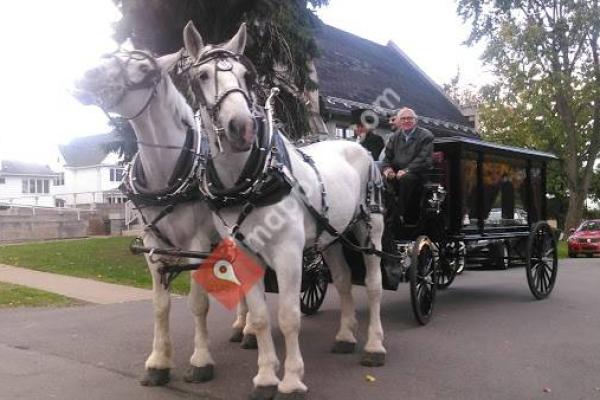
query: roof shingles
[
  {"left": 314, "top": 25, "right": 471, "bottom": 128},
  {"left": 59, "top": 134, "right": 116, "bottom": 167},
  {"left": 0, "top": 160, "right": 56, "bottom": 176}
]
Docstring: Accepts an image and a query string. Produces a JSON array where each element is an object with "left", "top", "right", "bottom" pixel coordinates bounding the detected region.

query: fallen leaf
[
  {"left": 543, "top": 387, "right": 552, "bottom": 393},
  {"left": 365, "top": 374, "right": 376, "bottom": 383}
]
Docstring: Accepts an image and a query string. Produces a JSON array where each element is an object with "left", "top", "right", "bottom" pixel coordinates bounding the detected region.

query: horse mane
[{"left": 161, "top": 71, "right": 196, "bottom": 128}]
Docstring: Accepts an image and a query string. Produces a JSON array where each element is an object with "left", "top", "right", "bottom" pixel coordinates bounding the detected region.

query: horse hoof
[
  {"left": 140, "top": 368, "right": 170, "bottom": 386},
  {"left": 230, "top": 328, "right": 244, "bottom": 343},
  {"left": 249, "top": 385, "right": 278, "bottom": 400},
  {"left": 360, "top": 352, "right": 386, "bottom": 367},
  {"left": 331, "top": 341, "right": 356, "bottom": 354},
  {"left": 274, "top": 390, "right": 307, "bottom": 400},
  {"left": 183, "top": 364, "right": 214, "bottom": 383},
  {"left": 241, "top": 333, "right": 258, "bottom": 349}
]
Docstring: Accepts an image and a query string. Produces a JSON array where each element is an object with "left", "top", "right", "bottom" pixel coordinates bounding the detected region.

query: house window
[
  {"left": 54, "top": 173, "right": 65, "bottom": 186},
  {"left": 22, "top": 178, "right": 50, "bottom": 194},
  {"left": 110, "top": 168, "right": 124, "bottom": 182},
  {"left": 55, "top": 198, "right": 65, "bottom": 208},
  {"left": 0, "top": 177, "right": 5, "bottom": 184}
]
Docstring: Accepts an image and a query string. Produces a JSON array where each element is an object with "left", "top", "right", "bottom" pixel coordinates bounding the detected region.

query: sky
[{"left": 0, "top": 0, "right": 489, "bottom": 165}]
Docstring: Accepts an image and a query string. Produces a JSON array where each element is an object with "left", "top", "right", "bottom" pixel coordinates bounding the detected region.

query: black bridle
[
  {"left": 100, "top": 50, "right": 162, "bottom": 121},
  {"left": 185, "top": 49, "right": 259, "bottom": 148}
]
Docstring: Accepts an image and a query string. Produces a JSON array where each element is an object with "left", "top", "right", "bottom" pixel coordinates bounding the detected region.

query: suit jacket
[
  {"left": 360, "top": 131, "right": 385, "bottom": 160},
  {"left": 381, "top": 126, "right": 434, "bottom": 174}
]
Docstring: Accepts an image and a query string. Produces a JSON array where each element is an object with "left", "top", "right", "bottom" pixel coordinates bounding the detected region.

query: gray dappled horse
[
  {"left": 73, "top": 50, "right": 244, "bottom": 386},
  {"left": 183, "top": 21, "right": 386, "bottom": 400}
]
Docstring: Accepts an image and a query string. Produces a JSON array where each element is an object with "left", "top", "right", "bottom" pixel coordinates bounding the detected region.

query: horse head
[
  {"left": 183, "top": 21, "right": 258, "bottom": 152},
  {"left": 73, "top": 50, "right": 181, "bottom": 120}
]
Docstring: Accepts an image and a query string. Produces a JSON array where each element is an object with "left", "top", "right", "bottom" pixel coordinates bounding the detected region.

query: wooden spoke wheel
[
  {"left": 456, "top": 241, "right": 466, "bottom": 275},
  {"left": 300, "top": 252, "right": 329, "bottom": 316},
  {"left": 410, "top": 236, "right": 438, "bottom": 325},
  {"left": 496, "top": 240, "right": 511, "bottom": 270},
  {"left": 436, "top": 241, "right": 464, "bottom": 290},
  {"left": 526, "top": 221, "right": 558, "bottom": 300}
]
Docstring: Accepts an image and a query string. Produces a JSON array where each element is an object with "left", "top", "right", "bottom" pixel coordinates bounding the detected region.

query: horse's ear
[
  {"left": 222, "top": 23, "right": 247, "bottom": 54},
  {"left": 156, "top": 49, "right": 183, "bottom": 73},
  {"left": 183, "top": 20, "right": 204, "bottom": 59}
]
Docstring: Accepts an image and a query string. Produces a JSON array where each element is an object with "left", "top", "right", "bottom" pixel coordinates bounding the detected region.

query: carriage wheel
[
  {"left": 436, "top": 241, "right": 464, "bottom": 290},
  {"left": 456, "top": 241, "right": 466, "bottom": 275},
  {"left": 526, "top": 221, "right": 558, "bottom": 300},
  {"left": 496, "top": 241, "right": 510, "bottom": 270},
  {"left": 410, "top": 236, "right": 437, "bottom": 325},
  {"left": 300, "top": 252, "right": 329, "bottom": 315}
]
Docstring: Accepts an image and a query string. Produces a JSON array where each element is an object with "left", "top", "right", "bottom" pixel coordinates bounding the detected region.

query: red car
[{"left": 568, "top": 220, "right": 600, "bottom": 257}]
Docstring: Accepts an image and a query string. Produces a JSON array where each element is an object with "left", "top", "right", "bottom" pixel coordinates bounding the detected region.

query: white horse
[
  {"left": 73, "top": 50, "right": 256, "bottom": 386},
  {"left": 183, "top": 21, "right": 386, "bottom": 399}
]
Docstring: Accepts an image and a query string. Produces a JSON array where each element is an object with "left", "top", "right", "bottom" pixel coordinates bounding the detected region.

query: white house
[
  {"left": 56, "top": 134, "right": 127, "bottom": 206},
  {"left": 0, "top": 160, "right": 59, "bottom": 207}
]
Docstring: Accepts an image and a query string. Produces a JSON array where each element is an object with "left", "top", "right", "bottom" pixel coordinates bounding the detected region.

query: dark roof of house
[
  {"left": 314, "top": 25, "right": 475, "bottom": 134},
  {"left": 0, "top": 160, "right": 57, "bottom": 176},
  {"left": 59, "top": 134, "right": 116, "bottom": 167}
]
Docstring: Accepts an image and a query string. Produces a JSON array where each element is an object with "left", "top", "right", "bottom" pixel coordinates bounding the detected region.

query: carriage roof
[{"left": 434, "top": 136, "right": 558, "bottom": 163}]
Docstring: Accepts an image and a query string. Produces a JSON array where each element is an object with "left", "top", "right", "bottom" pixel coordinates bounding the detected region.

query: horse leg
[
  {"left": 246, "top": 280, "right": 280, "bottom": 400},
  {"left": 240, "top": 298, "right": 259, "bottom": 349},
  {"left": 184, "top": 275, "right": 215, "bottom": 383},
  {"left": 230, "top": 300, "right": 248, "bottom": 343},
  {"left": 322, "top": 243, "right": 358, "bottom": 354},
  {"left": 273, "top": 250, "right": 307, "bottom": 398},
  {"left": 140, "top": 257, "right": 172, "bottom": 386},
  {"left": 354, "top": 216, "right": 386, "bottom": 367}
]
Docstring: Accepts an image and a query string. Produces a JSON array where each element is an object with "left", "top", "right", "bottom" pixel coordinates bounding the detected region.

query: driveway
[{"left": 1, "top": 257, "right": 599, "bottom": 400}]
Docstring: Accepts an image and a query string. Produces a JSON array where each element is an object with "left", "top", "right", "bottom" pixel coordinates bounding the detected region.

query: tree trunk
[
  {"left": 304, "top": 60, "right": 329, "bottom": 136},
  {"left": 564, "top": 189, "right": 585, "bottom": 232}
]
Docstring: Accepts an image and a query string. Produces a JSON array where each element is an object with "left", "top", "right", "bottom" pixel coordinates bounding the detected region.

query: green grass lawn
[
  {"left": 0, "top": 237, "right": 190, "bottom": 294},
  {"left": 0, "top": 282, "right": 76, "bottom": 308}
]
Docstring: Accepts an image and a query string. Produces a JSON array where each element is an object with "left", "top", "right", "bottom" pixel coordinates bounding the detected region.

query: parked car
[{"left": 567, "top": 220, "right": 600, "bottom": 257}]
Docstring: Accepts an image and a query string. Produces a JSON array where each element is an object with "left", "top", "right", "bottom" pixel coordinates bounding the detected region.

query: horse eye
[
  {"left": 139, "top": 64, "right": 151, "bottom": 73},
  {"left": 199, "top": 71, "right": 209, "bottom": 81}
]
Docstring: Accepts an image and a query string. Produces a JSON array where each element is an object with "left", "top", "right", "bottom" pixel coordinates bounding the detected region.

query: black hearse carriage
[
  {"left": 339, "top": 136, "right": 559, "bottom": 325},
  {"left": 131, "top": 135, "right": 559, "bottom": 323}
]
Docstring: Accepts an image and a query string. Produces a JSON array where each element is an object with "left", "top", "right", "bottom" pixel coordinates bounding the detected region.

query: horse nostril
[
  {"left": 228, "top": 119, "right": 237, "bottom": 135},
  {"left": 229, "top": 119, "right": 246, "bottom": 136}
]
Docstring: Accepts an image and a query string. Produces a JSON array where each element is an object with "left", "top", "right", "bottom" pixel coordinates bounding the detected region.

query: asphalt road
[{"left": 1, "top": 257, "right": 599, "bottom": 400}]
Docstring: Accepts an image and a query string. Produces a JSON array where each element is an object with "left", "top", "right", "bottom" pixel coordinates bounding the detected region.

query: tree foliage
[
  {"left": 442, "top": 68, "right": 482, "bottom": 108},
  {"left": 104, "top": 117, "right": 138, "bottom": 162},
  {"left": 458, "top": 0, "right": 600, "bottom": 230},
  {"left": 112, "top": 0, "right": 328, "bottom": 138}
]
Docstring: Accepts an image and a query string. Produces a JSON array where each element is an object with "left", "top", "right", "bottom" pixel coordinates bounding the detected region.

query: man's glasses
[{"left": 399, "top": 117, "right": 415, "bottom": 121}]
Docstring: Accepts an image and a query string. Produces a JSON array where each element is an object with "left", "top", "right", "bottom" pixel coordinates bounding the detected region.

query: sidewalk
[{"left": 0, "top": 264, "right": 154, "bottom": 304}]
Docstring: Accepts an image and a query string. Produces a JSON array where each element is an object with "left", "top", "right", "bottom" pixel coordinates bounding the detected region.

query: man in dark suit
[
  {"left": 353, "top": 111, "right": 385, "bottom": 160},
  {"left": 356, "top": 123, "right": 385, "bottom": 160},
  {"left": 381, "top": 107, "right": 434, "bottom": 223}
]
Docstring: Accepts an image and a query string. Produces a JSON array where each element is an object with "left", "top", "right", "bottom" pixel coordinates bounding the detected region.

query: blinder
[{"left": 186, "top": 49, "right": 258, "bottom": 110}]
